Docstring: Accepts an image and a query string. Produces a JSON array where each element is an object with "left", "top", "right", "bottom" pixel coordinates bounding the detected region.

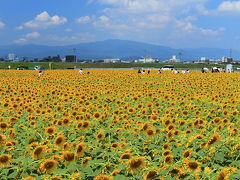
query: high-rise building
[
  {"left": 8, "top": 53, "right": 15, "bottom": 61},
  {"left": 221, "top": 57, "right": 233, "bottom": 64},
  {"left": 65, "top": 55, "right": 76, "bottom": 62}
]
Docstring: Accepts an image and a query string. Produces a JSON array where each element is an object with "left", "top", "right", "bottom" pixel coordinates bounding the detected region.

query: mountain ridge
[{"left": 0, "top": 39, "right": 238, "bottom": 61}]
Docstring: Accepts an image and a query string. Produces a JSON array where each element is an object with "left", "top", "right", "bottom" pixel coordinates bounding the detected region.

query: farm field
[{"left": 0, "top": 70, "right": 239, "bottom": 180}]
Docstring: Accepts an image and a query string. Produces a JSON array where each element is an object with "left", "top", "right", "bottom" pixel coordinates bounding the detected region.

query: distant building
[
  {"left": 103, "top": 58, "right": 120, "bottom": 63},
  {"left": 23, "top": 57, "right": 29, "bottom": 61},
  {"left": 200, "top": 57, "right": 210, "bottom": 64},
  {"left": 168, "top": 55, "right": 180, "bottom": 63},
  {"left": 52, "top": 55, "right": 62, "bottom": 62},
  {"left": 221, "top": 57, "right": 233, "bottom": 64},
  {"left": 8, "top": 53, "right": 16, "bottom": 61},
  {"left": 65, "top": 55, "right": 76, "bottom": 62},
  {"left": 135, "top": 56, "right": 155, "bottom": 63}
]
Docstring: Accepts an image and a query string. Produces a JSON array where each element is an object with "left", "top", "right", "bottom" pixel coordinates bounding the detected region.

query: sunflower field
[{"left": 0, "top": 70, "right": 239, "bottom": 180}]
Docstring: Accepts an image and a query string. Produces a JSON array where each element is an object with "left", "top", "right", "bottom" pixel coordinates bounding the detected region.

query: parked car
[{"left": 160, "top": 65, "right": 175, "bottom": 71}]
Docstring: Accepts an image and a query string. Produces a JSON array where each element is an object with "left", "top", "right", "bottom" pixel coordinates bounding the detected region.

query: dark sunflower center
[
  {"left": 0, "top": 156, "right": 9, "bottom": 163},
  {"left": 34, "top": 147, "right": 43, "bottom": 155},
  {"left": 130, "top": 160, "right": 142, "bottom": 169},
  {"left": 44, "top": 161, "right": 54, "bottom": 169}
]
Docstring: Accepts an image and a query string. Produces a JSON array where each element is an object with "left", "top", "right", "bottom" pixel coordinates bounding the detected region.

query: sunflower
[
  {"left": 128, "top": 108, "right": 135, "bottom": 114},
  {"left": 76, "top": 142, "right": 86, "bottom": 157},
  {"left": 163, "top": 142, "right": 170, "bottom": 149},
  {"left": 8, "top": 117, "right": 18, "bottom": 124},
  {"left": 120, "top": 153, "right": 131, "bottom": 162},
  {"left": 76, "top": 121, "right": 83, "bottom": 130},
  {"left": 214, "top": 117, "right": 221, "bottom": 124},
  {"left": 94, "top": 174, "right": 113, "bottom": 180},
  {"left": 51, "top": 176, "right": 62, "bottom": 180},
  {"left": 111, "top": 142, "right": 118, "bottom": 148},
  {"left": 94, "top": 112, "right": 101, "bottom": 119},
  {"left": 45, "top": 126, "right": 56, "bottom": 136},
  {"left": 0, "top": 154, "right": 12, "bottom": 167},
  {"left": 32, "top": 146, "right": 46, "bottom": 159},
  {"left": 144, "top": 170, "right": 157, "bottom": 180},
  {"left": 0, "top": 134, "right": 6, "bottom": 147},
  {"left": 82, "top": 157, "right": 92, "bottom": 167},
  {"left": 170, "top": 167, "right": 181, "bottom": 176},
  {"left": 164, "top": 155, "right": 173, "bottom": 164},
  {"left": 62, "top": 117, "right": 71, "bottom": 126},
  {"left": 232, "top": 110, "right": 238, "bottom": 116},
  {"left": 96, "top": 131, "right": 105, "bottom": 141},
  {"left": 5, "top": 140, "right": 17, "bottom": 146},
  {"left": 39, "top": 159, "right": 58, "bottom": 173},
  {"left": 217, "top": 168, "right": 231, "bottom": 180},
  {"left": 207, "top": 133, "right": 221, "bottom": 147},
  {"left": 128, "top": 157, "right": 146, "bottom": 173},
  {"left": 186, "top": 160, "right": 200, "bottom": 171},
  {"left": 182, "top": 110, "right": 188, "bottom": 116},
  {"left": 54, "top": 134, "right": 66, "bottom": 148},
  {"left": 29, "top": 121, "right": 36, "bottom": 127},
  {"left": 21, "top": 176, "right": 35, "bottom": 180},
  {"left": 82, "top": 121, "right": 90, "bottom": 130},
  {"left": 0, "top": 122, "right": 8, "bottom": 131},
  {"left": 183, "top": 149, "right": 192, "bottom": 158},
  {"left": 146, "top": 129, "right": 155, "bottom": 137},
  {"left": 142, "top": 122, "right": 150, "bottom": 131},
  {"left": 204, "top": 167, "right": 212, "bottom": 174},
  {"left": 62, "top": 151, "right": 75, "bottom": 163},
  {"left": 162, "top": 150, "right": 172, "bottom": 157},
  {"left": 71, "top": 173, "right": 81, "bottom": 180},
  {"left": 57, "top": 120, "right": 63, "bottom": 126}
]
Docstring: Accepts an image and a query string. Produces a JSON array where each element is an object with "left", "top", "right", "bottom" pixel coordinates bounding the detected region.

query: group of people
[
  {"left": 172, "top": 69, "right": 190, "bottom": 74},
  {"left": 137, "top": 69, "right": 151, "bottom": 74},
  {"left": 37, "top": 68, "right": 87, "bottom": 77},
  {"left": 201, "top": 67, "right": 226, "bottom": 73},
  {"left": 138, "top": 69, "right": 190, "bottom": 74}
]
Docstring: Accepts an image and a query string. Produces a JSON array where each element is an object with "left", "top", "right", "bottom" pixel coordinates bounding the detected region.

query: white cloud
[
  {"left": 46, "top": 32, "right": 95, "bottom": 44},
  {"left": 218, "top": 1, "right": 240, "bottom": 12},
  {"left": 19, "top": 11, "right": 67, "bottom": 29},
  {"left": 65, "top": 28, "right": 72, "bottom": 32},
  {"left": 35, "top": 11, "right": 50, "bottom": 21},
  {"left": 88, "top": 0, "right": 223, "bottom": 42},
  {"left": 95, "top": 0, "right": 209, "bottom": 14},
  {"left": 13, "top": 38, "right": 27, "bottom": 44},
  {"left": 14, "top": 32, "right": 40, "bottom": 44},
  {"left": 99, "top": 15, "right": 109, "bottom": 23},
  {"left": 93, "top": 15, "right": 129, "bottom": 30},
  {"left": 16, "top": 26, "right": 23, "bottom": 30},
  {"left": 175, "top": 19, "right": 224, "bottom": 36},
  {"left": 76, "top": 16, "right": 91, "bottom": 23},
  {"left": 25, "top": 32, "right": 40, "bottom": 38},
  {"left": 0, "top": 21, "right": 5, "bottom": 29}
]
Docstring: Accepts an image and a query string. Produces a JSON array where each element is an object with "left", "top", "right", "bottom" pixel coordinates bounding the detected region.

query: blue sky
[{"left": 0, "top": 0, "right": 240, "bottom": 49}]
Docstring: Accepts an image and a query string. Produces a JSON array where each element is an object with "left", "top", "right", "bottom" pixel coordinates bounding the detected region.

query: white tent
[{"left": 226, "top": 64, "right": 234, "bottom": 73}]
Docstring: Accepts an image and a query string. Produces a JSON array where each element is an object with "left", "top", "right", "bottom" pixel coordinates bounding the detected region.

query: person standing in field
[
  {"left": 38, "top": 70, "right": 43, "bottom": 77},
  {"left": 79, "top": 68, "right": 84, "bottom": 74}
]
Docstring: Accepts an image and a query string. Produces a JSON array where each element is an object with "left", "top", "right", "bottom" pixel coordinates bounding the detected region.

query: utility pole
[
  {"left": 178, "top": 50, "right": 183, "bottom": 62},
  {"left": 73, "top": 48, "right": 77, "bottom": 62}
]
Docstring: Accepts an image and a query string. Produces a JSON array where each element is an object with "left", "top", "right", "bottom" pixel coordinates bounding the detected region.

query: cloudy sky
[{"left": 0, "top": 0, "right": 239, "bottom": 48}]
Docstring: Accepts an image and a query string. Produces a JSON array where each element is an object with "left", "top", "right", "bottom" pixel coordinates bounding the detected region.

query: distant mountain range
[{"left": 0, "top": 39, "right": 238, "bottom": 61}]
